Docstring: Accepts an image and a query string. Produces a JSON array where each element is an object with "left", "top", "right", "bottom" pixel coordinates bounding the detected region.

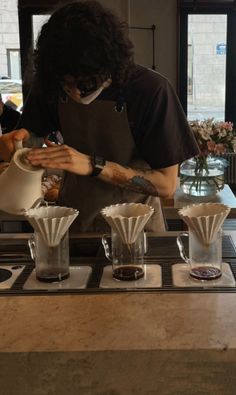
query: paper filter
[
  {"left": 178, "top": 203, "right": 231, "bottom": 245},
  {"left": 101, "top": 202, "right": 154, "bottom": 244},
  {"left": 24, "top": 206, "right": 79, "bottom": 246}
]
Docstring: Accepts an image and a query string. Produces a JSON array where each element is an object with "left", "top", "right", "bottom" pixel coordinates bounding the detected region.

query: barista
[{"left": 0, "top": 1, "right": 199, "bottom": 232}]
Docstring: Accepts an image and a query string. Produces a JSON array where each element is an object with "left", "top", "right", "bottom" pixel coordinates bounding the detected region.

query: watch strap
[{"left": 90, "top": 154, "right": 106, "bottom": 177}]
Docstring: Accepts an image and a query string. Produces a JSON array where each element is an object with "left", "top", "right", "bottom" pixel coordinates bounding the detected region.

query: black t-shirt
[
  {"left": 0, "top": 104, "right": 21, "bottom": 134},
  {"left": 18, "top": 64, "right": 199, "bottom": 168}
]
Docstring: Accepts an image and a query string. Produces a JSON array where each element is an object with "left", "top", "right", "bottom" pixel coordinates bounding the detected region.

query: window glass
[
  {"left": 187, "top": 14, "right": 227, "bottom": 121},
  {"left": 0, "top": 0, "right": 23, "bottom": 111},
  {"left": 7, "top": 49, "right": 21, "bottom": 79}
]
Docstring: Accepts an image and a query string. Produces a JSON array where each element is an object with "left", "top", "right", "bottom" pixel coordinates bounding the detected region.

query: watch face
[
  {"left": 90, "top": 155, "right": 106, "bottom": 176},
  {"left": 95, "top": 156, "right": 106, "bottom": 168}
]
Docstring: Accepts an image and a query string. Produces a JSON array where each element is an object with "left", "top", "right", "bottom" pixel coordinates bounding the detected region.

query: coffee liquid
[
  {"left": 190, "top": 266, "right": 222, "bottom": 280},
  {"left": 113, "top": 265, "right": 144, "bottom": 281},
  {"left": 36, "top": 272, "right": 70, "bottom": 282}
]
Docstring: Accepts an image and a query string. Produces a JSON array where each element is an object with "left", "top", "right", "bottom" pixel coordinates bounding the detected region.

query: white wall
[
  {"left": 99, "top": 0, "right": 129, "bottom": 22},
  {"left": 101, "top": 0, "right": 178, "bottom": 88},
  {"left": 129, "top": 0, "right": 178, "bottom": 87}
]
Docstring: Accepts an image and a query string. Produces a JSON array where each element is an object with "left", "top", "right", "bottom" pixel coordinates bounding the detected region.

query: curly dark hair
[{"left": 33, "top": 0, "right": 134, "bottom": 99}]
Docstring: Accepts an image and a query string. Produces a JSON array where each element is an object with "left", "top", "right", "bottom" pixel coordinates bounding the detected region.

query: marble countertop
[{"left": 0, "top": 292, "right": 236, "bottom": 353}]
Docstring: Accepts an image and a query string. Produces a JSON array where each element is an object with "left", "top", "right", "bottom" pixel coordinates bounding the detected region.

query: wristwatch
[{"left": 90, "top": 154, "right": 106, "bottom": 177}]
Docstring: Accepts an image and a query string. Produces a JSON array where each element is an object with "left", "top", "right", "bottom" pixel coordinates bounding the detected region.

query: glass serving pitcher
[
  {"left": 28, "top": 231, "right": 70, "bottom": 282},
  {"left": 177, "top": 228, "right": 222, "bottom": 280},
  {"left": 102, "top": 230, "right": 147, "bottom": 281}
]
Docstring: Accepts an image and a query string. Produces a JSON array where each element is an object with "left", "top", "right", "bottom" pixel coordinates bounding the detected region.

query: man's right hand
[{"left": 0, "top": 129, "right": 30, "bottom": 162}]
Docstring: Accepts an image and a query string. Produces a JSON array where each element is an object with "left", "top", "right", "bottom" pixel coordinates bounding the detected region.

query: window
[
  {"left": 178, "top": 2, "right": 236, "bottom": 126},
  {"left": 0, "top": 0, "right": 23, "bottom": 110},
  {"left": 187, "top": 44, "right": 193, "bottom": 98},
  {"left": 7, "top": 49, "right": 21, "bottom": 79},
  {"left": 187, "top": 14, "right": 227, "bottom": 121}
]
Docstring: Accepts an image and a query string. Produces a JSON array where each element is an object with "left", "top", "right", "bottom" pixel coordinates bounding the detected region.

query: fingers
[
  {"left": 13, "top": 129, "right": 30, "bottom": 151},
  {"left": 0, "top": 129, "right": 31, "bottom": 162},
  {"left": 26, "top": 144, "right": 90, "bottom": 175},
  {"left": 13, "top": 129, "right": 30, "bottom": 141},
  {"left": 26, "top": 145, "right": 75, "bottom": 169},
  {"left": 39, "top": 161, "right": 72, "bottom": 171},
  {"left": 29, "top": 154, "right": 72, "bottom": 167},
  {"left": 29, "top": 144, "right": 68, "bottom": 154},
  {"left": 44, "top": 139, "right": 56, "bottom": 147},
  {"left": 27, "top": 144, "right": 71, "bottom": 160},
  {"left": 0, "top": 132, "right": 16, "bottom": 162}
]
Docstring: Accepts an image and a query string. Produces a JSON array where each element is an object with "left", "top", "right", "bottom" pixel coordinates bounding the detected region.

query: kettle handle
[{"left": 14, "top": 140, "right": 23, "bottom": 151}]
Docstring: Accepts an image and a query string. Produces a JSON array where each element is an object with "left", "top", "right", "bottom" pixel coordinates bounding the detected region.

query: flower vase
[{"left": 180, "top": 156, "right": 225, "bottom": 197}]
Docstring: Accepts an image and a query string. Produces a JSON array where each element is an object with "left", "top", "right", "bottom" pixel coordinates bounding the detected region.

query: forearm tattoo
[
  {"left": 125, "top": 176, "right": 159, "bottom": 196},
  {"left": 112, "top": 168, "right": 159, "bottom": 196}
]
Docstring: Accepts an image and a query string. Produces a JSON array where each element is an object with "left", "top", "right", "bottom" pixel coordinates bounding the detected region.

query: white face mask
[
  {"left": 65, "top": 78, "right": 112, "bottom": 105},
  {"left": 78, "top": 84, "right": 105, "bottom": 105}
]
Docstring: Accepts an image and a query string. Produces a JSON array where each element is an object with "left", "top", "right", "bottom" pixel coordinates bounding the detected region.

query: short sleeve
[{"left": 127, "top": 68, "right": 199, "bottom": 169}]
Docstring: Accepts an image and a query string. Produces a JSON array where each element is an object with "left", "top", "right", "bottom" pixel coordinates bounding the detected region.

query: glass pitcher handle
[
  {"left": 176, "top": 232, "right": 190, "bottom": 264},
  {"left": 28, "top": 234, "right": 36, "bottom": 261},
  {"left": 101, "top": 234, "right": 112, "bottom": 262},
  {"left": 143, "top": 231, "right": 148, "bottom": 255}
]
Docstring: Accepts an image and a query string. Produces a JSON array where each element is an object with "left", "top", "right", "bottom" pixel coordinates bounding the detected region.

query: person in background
[
  {"left": 0, "top": 94, "right": 20, "bottom": 134},
  {"left": 0, "top": 0, "right": 199, "bottom": 232}
]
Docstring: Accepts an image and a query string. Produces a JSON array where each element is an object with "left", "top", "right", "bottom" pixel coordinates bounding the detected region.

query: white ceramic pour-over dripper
[
  {"left": 0, "top": 140, "right": 44, "bottom": 214},
  {"left": 178, "top": 203, "right": 231, "bottom": 245},
  {"left": 101, "top": 202, "right": 154, "bottom": 244},
  {"left": 24, "top": 206, "right": 79, "bottom": 247}
]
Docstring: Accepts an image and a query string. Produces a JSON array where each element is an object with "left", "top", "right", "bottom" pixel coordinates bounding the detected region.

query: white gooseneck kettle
[{"left": 0, "top": 141, "right": 44, "bottom": 214}]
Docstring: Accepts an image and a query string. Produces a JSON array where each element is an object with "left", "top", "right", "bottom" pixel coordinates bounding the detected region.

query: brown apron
[{"left": 58, "top": 96, "right": 166, "bottom": 232}]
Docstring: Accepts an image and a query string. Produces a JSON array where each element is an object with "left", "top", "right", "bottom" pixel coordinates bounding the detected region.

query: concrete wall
[
  {"left": 100, "top": 0, "right": 129, "bottom": 22},
  {"left": 0, "top": 0, "right": 19, "bottom": 77}
]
